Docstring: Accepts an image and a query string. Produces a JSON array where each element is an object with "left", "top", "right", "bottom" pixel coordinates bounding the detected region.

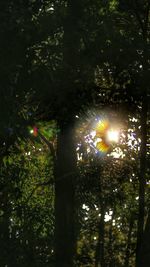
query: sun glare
[
  {"left": 76, "top": 113, "right": 122, "bottom": 158},
  {"left": 107, "top": 129, "right": 119, "bottom": 143}
]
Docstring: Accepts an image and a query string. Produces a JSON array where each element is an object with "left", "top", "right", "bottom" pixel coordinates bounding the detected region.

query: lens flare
[
  {"left": 29, "top": 126, "right": 38, "bottom": 137},
  {"left": 93, "top": 118, "right": 110, "bottom": 155},
  {"left": 96, "top": 141, "right": 109, "bottom": 154},
  {"left": 87, "top": 117, "right": 119, "bottom": 156},
  {"left": 107, "top": 130, "right": 119, "bottom": 143},
  {"left": 95, "top": 119, "right": 109, "bottom": 137},
  {"left": 33, "top": 126, "right": 38, "bottom": 137},
  {"left": 76, "top": 114, "right": 120, "bottom": 159}
]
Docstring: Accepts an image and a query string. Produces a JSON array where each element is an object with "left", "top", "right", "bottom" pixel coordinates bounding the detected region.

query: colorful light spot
[
  {"left": 93, "top": 118, "right": 110, "bottom": 155},
  {"left": 86, "top": 117, "right": 119, "bottom": 156},
  {"left": 29, "top": 126, "right": 38, "bottom": 137},
  {"left": 96, "top": 140, "right": 109, "bottom": 154},
  {"left": 33, "top": 126, "right": 38, "bottom": 137},
  {"left": 95, "top": 119, "right": 109, "bottom": 137}
]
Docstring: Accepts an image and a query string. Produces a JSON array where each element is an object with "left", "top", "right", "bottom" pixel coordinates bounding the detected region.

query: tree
[
  {"left": 1, "top": 1, "right": 149, "bottom": 266},
  {"left": 116, "top": 1, "right": 149, "bottom": 265}
]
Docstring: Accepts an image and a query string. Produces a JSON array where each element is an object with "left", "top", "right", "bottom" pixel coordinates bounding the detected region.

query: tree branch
[
  {"left": 25, "top": 180, "right": 54, "bottom": 204},
  {"left": 133, "top": 0, "right": 145, "bottom": 36},
  {"left": 144, "top": 1, "right": 150, "bottom": 38},
  {"left": 38, "top": 131, "right": 56, "bottom": 161}
]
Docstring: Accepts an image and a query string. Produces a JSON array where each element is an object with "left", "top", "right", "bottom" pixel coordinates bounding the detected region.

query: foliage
[
  {"left": 0, "top": 123, "right": 55, "bottom": 267},
  {"left": 0, "top": 0, "right": 149, "bottom": 267}
]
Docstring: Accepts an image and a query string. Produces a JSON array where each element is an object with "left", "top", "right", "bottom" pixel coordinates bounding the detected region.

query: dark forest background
[{"left": 0, "top": 1, "right": 149, "bottom": 267}]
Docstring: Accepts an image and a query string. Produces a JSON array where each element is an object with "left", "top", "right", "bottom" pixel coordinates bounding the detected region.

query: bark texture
[{"left": 55, "top": 123, "right": 76, "bottom": 267}]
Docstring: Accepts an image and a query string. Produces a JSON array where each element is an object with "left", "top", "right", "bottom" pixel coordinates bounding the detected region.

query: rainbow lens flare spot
[
  {"left": 85, "top": 117, "right": 119, "bottom": 156},
  {"left": 29, "top": 126, "right": 38, "bottom": 137},
  {"left": 33, "top": 126, "right": 38, "bottom": 137},
  {"left": 95, "top": 119, "right": 109, "bottom": 137},
  {"left": 96, "top": 141, "right": 109, "bottom": 154}
]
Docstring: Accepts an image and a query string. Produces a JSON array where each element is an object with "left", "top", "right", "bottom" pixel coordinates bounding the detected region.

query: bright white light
[
  {"left": 109, "top": 147, "right": 124, "bottom": 159},
  {"left": 82, "top": 204, "right": 89, "bottom": 211},
  {"left": 107, "top": 129, "right": 119, "bottom": 142},
  {"left": 90, "top": 131, "right": 96, "bottom": 138},
  {"left": 105, "top": 214, "right": 112, "bottom": 222},
  {"left": 104, "top": 210, "right": 113, "bottom": 222},
  {"left": 112, "top": 220, "right": 116, "bottom": 226}
]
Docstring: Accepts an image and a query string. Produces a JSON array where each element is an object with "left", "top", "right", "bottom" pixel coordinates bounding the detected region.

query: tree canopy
[{"left": 0, "top": 1, "right": 149, "bottom": 267}]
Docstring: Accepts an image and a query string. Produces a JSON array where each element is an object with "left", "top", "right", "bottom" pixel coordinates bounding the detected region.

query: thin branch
[
  {"left": 144, "top": 1, "right": 150, "bottom": 38},
  {"left": 38, "top": 131, "right": 56, "bottom": 161},
  {"left": 133, "top": 0, "right": 145, "bottom": 36},
  {"left": 25, "top": 180, "right": 54, "bottom": 204}
]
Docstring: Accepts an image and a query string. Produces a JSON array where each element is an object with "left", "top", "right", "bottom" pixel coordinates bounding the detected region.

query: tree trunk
[
  {"left": 138, "top": 211, "right": 150, "bottom": 267},
  {"left": 136, "top": 88, "right": 148, "bottom": 267},
  {"left": 95, "top": 178, "right": 105, "bottom": 267},
  {"left": 108, "top": 211, "right": 115, "bottom": 267},
  {"left": 54, "top": 0, "right": 81, "bottom": 265},
  {"left": 0, "top": 190, "right": 15, "bottom": 267},
  {"left": 124, "top": 215, "right": 134, "bottom": 267},
  {"left": 134, "top": 4, "right": 149, "bottom": 265},
  {"left": 54, "top": 122, "right": 77, "bottom": 267},
  {"left": 95, "top": 207, "right": 105, "bottom": 267}
]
